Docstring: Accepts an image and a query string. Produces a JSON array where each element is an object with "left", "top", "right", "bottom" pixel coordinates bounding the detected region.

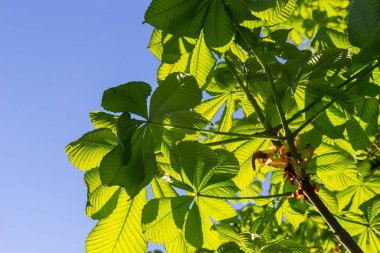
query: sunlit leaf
[
  {"left": 101, "top": 81, "right": 151, "bottom": 118},
  {"left": 86, "top": 190, "right": 147, "bottom": 253},
  {"left": 85, "top": 168, "right": 121, "bottom": 220},
  {"left": 66, "top": 128, "right": 117, "bottom": 171}
]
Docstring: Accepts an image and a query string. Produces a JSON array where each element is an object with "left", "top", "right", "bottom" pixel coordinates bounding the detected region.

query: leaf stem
[
  {"left": 148, "top": 121, "right": 285, "bottom": 140},
  {"left": 291, "top": 61, "right": 380, "bottom": 137},
  {"left": 236, "top": 26, "right": 299, "bottom": 158},
  {"left": 224, "top": 58, "right": 267, "bottom": 126},
  {"left": 197, "top": 192, "right": 293, "bottom": 200}
]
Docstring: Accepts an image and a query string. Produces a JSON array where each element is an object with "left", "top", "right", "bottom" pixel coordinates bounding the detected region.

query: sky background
[{"left": 0, "top": 1, "right": 163, "bottom": 252}]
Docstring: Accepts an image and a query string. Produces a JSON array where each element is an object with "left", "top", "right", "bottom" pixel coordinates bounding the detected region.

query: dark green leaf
[{"left": 102, "top": 81, "right": 151, "bottom": 118}]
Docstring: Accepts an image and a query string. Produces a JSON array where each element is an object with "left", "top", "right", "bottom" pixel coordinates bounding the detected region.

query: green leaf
[
  {"left": 150, "top": 73, "right": 202, "bottom": 120},
  {"left": 250, "top": 0, "right": 297, "bottom": 27},
  {"left": 85, "top": 168, "right": 121, "bottom": 220},
  {"left": 338, "top": 196, "right": 380, "bottom": 252},
  {"left": 197, "top": 196, "right": 236, "bottom": 221},
  {"left": 298, "top": 48, "right": 351, "bottom": 80},
  {"left": 337, "top": 179, "right": 380, "bottom": 212},
  {"left": 277, "top": 199, "right": 308, "bottom": 229},
  {"left": 348, "top": 0, "right": 380, "bottom": 49},
  {"left": 185, "top": 202, "right": 221, "bottom": 249},
  {"left": 203, "top": 0, "right": 235, "bottom": 51},
  {"left": 311, "top": 144, "right": 358, "bottom": 190},
  {"left": 90, "top": 111, "right": 118, "bottom": 132},
  {"left": 66, "top": 128, "right": 117, "bottom": 171},
  {"left": 145, "top": 0, "right": 235, "bottom": 51},
  {"left": 149, "top": 29, "right": 165, "bottom": 60},
  {"left": 213, "top": 223, "right": 248, "bottom": 248},
  {"left": 231, "top": 138, "right": 271, "bottom": 190},
  {"left": 142, "top": 196, "right": 193, "bottom": 243},
  {"left": 165, "top": 233, "right": 193, "bottom": 253},
  {"left": 200, "top": 180, "right": 239, "bottom": 198},
  {"left": 145, "top": 0, "right": 211, "bottom": 38},
  {"left": 194, "top": 72, "right": 254, "bottom": 135},
  {"left": 158, "top": 53, "right": 190, "bottom": 81},
  {"left": 101, "top": 81, "right": 151, "bottom": 118},
  {"left": 151, "top": 177, "right": 178, "bottom": 198},
  {"left": 116, "top": 113, "right": 143, "bottom": 165},
  {"left": 261, "top": 239, "right": 308, "bottom": 253},
  {"left": 346, "top": 97, "right": 378, "bottom": 150},
  {"left": 99, "top": 127, "right": 156, "bottom": 198},
  {"left": 86, "top": 189, "right": 148, "bottom": 253},
  {"left": 175, "top": 141, "right": 240, "bottom": 191},
  {"left": 312, "top": 27, "right": 354, "bottom": 52},
  {"left": 175, "top": 141, "right": 219, "bottom": 191},
  {"left": 317, "top": 186, "right": 339, "bottom": 214},
  {"left": 190, "top": 32, "right": 216, "bottom": 87}
]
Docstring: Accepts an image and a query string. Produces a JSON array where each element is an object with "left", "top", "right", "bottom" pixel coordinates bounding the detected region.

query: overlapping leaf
[
  {"left": 348, "top": 0, "right": 380, "bottom": 49},
  {"left": 86, "top": 190, "right": 148, "bottom": 253},
  {"left": 85, "top": 168, "right": 121, "bottom": 220},
  {"left": 142, "top": 141, "right": 240, "bottom": 250},
  {"left": 102, "top": 81, "right": 151, "bottom": 118},
  {"left": 310, "top": 143, "right": 358, "bottom": 190},
  {"left": 66, "top": 128, "right": 118, "bottom": 171},
  {"left": 145, "top": 0, "right": 235, "bottom": 50},
  {"left": 337, "top": 196, "right": 380, "bottom": 252},
  {"left": 242, "top": 0, "right": 297, "bottom": 29}
]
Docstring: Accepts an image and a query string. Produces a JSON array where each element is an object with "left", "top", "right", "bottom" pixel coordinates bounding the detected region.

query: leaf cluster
[{"left": 66, "top": 0, "right": 380, "bottom": 252}]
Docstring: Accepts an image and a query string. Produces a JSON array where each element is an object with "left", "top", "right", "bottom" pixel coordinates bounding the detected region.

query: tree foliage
[{"left": 66, "top": 0, "right": 380, "bottom": 252}]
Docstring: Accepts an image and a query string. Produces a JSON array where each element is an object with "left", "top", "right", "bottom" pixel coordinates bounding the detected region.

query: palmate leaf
[
  {"left": 348, "top": 0, "right": 380, "bottom": 49},
  {"left": 337, "top": 178, "right": 380, "bottom": 212},
  {"left": 86, "top": 189, "right": 148, "bottom": 253},
  {"left": 195, "top": 69, "right": 255, "bottom": 135},
  {"left": 174, "top": 141, "right": 240, "bottom": 191},
  {"left": 145, "top": 0, "right": 235, "bottom": 50},
  {"left": 99, "top": 126, "right": 156, "bottom": 197},
  {"left": 65, "top": 128, "right": 118, "bottom": 171},
  {"left": 213, "top": 223, "right": 261, "bottom": 253},
  {"left": 150, "top": 73, "right": 202, "bottom": 120},
  {"left": 337, "top": 196, "right": 380, "bottom": 253},
  {"left": 94, "top": 73, "right": 203, "bottom": 197},
  {"left": 101, "top": 81, "right": 151, "bottom": 118},
  {"left": 85, "top": 168, "right": 121, "bottom": 220},
  {"left": 310, "top": 143, "right": 358, "bottom": 190},
  {"left": 142, "top": 141, "right": 239, "bottom": 251}
]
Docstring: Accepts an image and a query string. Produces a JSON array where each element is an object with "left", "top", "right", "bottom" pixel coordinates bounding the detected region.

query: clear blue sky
[{"left": 0, "top": 1, "right": 162, "bottom": 252}]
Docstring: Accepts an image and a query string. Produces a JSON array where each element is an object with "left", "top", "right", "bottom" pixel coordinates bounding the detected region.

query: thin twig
[
  {"left": 236, "top": 25, "right": 298, "bottom": 158},
  {"left": 224, "top": 58, "right": 267, "bottom": 126},
  {"left": 291, "top": 61, "right": 380, "bottom": 137},
  {"left": 148, "top": 121, "right": 284, "bottom": 140}
]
